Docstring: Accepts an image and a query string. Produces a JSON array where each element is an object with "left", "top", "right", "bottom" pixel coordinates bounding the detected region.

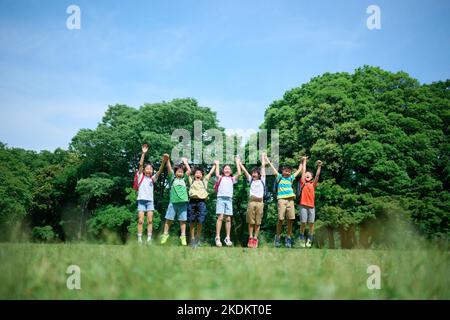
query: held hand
[
  {"left": 181, "top": 157, "right": 188, "bottom": 163},
  {"left": 163, "top": 153, "right": 170, "bottom": 162},
  {"left": 317, "top": 160, "right": 323, "bottom": 166},
  {"left": 214, "top": 160, "right": 220, "bottom": 166},
  {"left": 142, "top": 144, "right": 149, "bottom": 154}
]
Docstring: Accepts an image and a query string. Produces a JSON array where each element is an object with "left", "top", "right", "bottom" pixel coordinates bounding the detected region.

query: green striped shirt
[{"left": 276, "top": 173, "right": 295, "bottom": 199}]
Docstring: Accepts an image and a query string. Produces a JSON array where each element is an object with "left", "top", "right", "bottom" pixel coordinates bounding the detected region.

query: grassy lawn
[{"left": 0, "top": 243, "right": 448, "bottom": 299}]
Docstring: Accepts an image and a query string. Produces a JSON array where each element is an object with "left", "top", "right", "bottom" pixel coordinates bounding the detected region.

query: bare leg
[
  {"left": 309, "top": 223, "right": 315, "bottom": 236},
  {"left": 190, "top": 222, "right": 195, "bottom": 240},
  {"left": 180, "top": 221, "right": 186, "bottom": 236},
  {"left": 225, "top": 216, "right": 232, "bottom": 239},
  {"left": 146, "top": 211, "right": 153, "bottom": 236},
  {"left": 300, "top": 222, "right": 306, "bottom": 235},
  {"left": 196, "top": 223, "right": 202, "bottom": 239},
  {"left": 276, "top": 219, "right": 283, "bottom": 237},
  {"left": 163, "top": 220, "right": 172, "bottom": 234},
  {"left": 254, "top": 224, "right": 260, "bottom": 238},
  {"left": 216, "top": 214, "right": 224, "bottom": 238},
  {"left": 287, "top": 219, "right": 293, "bottom": 238},
  {"left": 138, "top": 211, "right": 145, "bottom": 235}
]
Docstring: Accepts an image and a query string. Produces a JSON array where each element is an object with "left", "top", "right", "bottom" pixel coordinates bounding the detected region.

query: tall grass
[{"left": 0, "top": 243, "right": 448, "bottom": 299}]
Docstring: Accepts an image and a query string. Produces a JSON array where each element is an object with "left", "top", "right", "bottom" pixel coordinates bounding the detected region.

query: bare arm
[
  {"left": 314, "top": 160, "right": 322, "bottom": 185},
  {"left": 293, "top": 161, "right": 303, "bottom": 179},
  {"left": 166, "top": 155, "right": 173, "bottom": 176},
  {"left": 205, "top": 164, "right": 216, "bottom": 180},
  {"left": 235, "top": 156, "right": 242, "bottom": 179},
  {"left": 182, "top": 157, "right": 191, "bottom": 177},
  {"left": 138, "top": 144, "right": 148, "bottom": 174},
  {"left": 240, "top": 161, "right": 251, "bottom": 179},
  {"left": 154, "top": 154, "right": 168, "bottom": 180},
  {"left": 214, "top": 160, "right": 220, "bottom": 178},
  {"left": 301, "top": 156, "right": 308, "bottom": 183},
  {"left": 265, "top": 155, "right": 279, "bottom": 176}
]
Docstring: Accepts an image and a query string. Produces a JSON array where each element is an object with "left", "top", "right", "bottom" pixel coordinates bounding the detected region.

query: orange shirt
[{"left": 300, "top": 180, "right": 317, "bottom": 208}]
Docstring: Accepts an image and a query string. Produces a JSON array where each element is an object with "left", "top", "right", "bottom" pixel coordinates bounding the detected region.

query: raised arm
[
  {"left": 214, "top": 160, "right": 220, "bottom": 178},
  {"left": 205, "top": 164, "right": 216, "bottom": 180},
  {"left": 293, "top": 159, "right": 303, "bottom": 179},
  {"left": 235, "top": 156, "right": 242, "bottom": 179},
  {"left": 138, "top": 144, "right": 149, "bottom": 174},
  {"left": 314, "top": 160, "right": 322, "bottom": 185},
  {"left": 261, "top": 153, "right": 266, "bottom": 178},
  {"left": 265, "top": 155, "right": 279, "bottom": 176},
  {"left": 181, "top": 157, "right": 191, "bottom": 176},
  {"left": 154, "top": 153, "right": 168, "bottom": 180},
  {"left": 301, "top": 156, "right": 308, "bottom": 183},
  {"left": 239, "top": 161, "right": 251, "bottom": 179},
  {"left": 166, "top": 155, "right": 173, "bottom": 176}
]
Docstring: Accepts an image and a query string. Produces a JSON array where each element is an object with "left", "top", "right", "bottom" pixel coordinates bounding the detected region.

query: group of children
[{"left": 135, "top": 144, "right": 322, "bottom": 248}]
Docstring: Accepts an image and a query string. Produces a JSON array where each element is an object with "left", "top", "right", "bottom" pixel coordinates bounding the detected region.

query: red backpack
[
  {"left": 133, "top": 171, "right": 153, "bottom": 191},
  {"left": 213, "top": 176, "right": 223, "bottom": 193}
]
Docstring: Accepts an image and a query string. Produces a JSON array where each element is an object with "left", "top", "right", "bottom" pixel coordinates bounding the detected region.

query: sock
[
  {"left": 147, "top": 233, "right": 152, "bottom": 240},
  {"left": 138, "top": 233, "right": 142, "bottom": 239},
  {"left": 299, "top": 233, "right": 305, "bottom": 239},
  {"left": 308, "top": 234, "right": 314, "bottom": 241}
]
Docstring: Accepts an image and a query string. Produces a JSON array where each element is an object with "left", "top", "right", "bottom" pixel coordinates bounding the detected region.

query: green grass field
[{"left": 0, "top": 243, "right": 448, "bottom": 299}]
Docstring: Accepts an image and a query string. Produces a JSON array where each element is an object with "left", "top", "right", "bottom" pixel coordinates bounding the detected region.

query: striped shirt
[{"left": 276, "top": 173, "right": 295, "bottom": 199}]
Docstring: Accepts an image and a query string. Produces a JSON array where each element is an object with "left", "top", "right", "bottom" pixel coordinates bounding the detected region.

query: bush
[
  {"left": 87, "top": 206, "right": 134, "bottom": 243},
  {"left": 31, "top": 226, "right": 56, "bottom": 242}
]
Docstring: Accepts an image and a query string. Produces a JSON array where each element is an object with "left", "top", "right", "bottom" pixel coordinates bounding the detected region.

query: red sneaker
[
  {"left": 247, "top": 238, "right": 254, "bottom": 248},
  {"left": 253, "top": 238, "right": 259, "bottom": 248}
]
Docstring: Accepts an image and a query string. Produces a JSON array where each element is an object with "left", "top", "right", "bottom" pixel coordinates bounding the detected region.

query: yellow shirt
[{"left": 188, "top": 176, "right": 210, "bottom": 200}]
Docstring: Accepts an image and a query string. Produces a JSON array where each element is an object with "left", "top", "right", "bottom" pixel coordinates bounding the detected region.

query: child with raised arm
[
  {"left": 136, "top": 144, "right": 167, "bottom": 244},
  {"left": 240, "top": 154, "right": 266, "bottom": 248},
  {"left": 298, "top": 157, "right": 322, "bottom": 248},
  {"left": 160, "top": 156, "right": 191, "bottom": 246},
  {"left": 186, "top": 162, "right": 216, "bottom": 248},
  {"left": 214, "top": 157, "right": 241, "bottom": 247},
  {"left": 265, "top": 155, "right": 303, "bottom": 248}
]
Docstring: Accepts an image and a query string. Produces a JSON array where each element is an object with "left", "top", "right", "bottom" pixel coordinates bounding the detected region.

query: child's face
[
  {"left": 281, "top": 168, "right": 291, "bottom": 177},
  {"left": 251, "top": 171, "right": 260, "bottom": 180},
  {"left": 223, "top": 165, "right": 232, "bottom": 176},
  {"left": 305, "top": 172, "right": 313, "bottom": 181},
  {"left": 194, "top": 170, "right": 203, "bottom": 179},
  {"left": 144, "top": 165, "right": 153, "bottom": 176},
  {"left": 175, "top": 168, "right": 184, "bottom": 178}
]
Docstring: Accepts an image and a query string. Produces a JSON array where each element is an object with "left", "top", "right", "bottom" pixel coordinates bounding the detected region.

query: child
[
  {"left": 160, "top": 156, "right": 191, "bottom": 246},
  {"left": 298, "top": 157, "right": 322, "bottom": 248},
  {"left": 136, "top": 144, "right": 167, "bottom": 244},
  {"left": 239, "top": 154, "right": 266, "bottom": 248},
  {"left": 186, "top": 162, "right": 216, "bottom": 248},
  {"left": 214, "top": 157, "right": 241, "bottom": 247},
  {"left": 265, "top": 155, "right": 303, "bottom": 248}
]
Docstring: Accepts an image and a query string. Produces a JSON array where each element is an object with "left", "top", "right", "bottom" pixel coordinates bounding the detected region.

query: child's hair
[
  {"left": 194, "top": 167, "right": 204, "bottom": 175},
  {"left": 281, "top": 165, "right": 292, "bottom": 172},
  {"left": 305, "top": 170, "right": 314, "bottom": 176},
  {"left": 144, "top": 163, "right": 154, "bottom": 170},
  {"left": 251, "top": 167, "right": 261, "bottom": 178}
]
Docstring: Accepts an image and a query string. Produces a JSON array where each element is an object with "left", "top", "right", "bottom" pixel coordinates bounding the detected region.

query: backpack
[
  {"left": 133, "top": 171, "right": 153, "bottom": 191},
  {"left": 296, "top": 180, "right": 303, "bottom": 201},
  {"left": 213, "top": 176, "right": 224, "bottom": 193},
  {"left": 249, "top": 178, "right": 270, "bottom": 202}
]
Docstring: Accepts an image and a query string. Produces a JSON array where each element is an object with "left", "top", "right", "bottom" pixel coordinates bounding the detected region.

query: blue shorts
[
  {"left": 137, "top": 200, "right": 155, "bottom": 212},
  {"left": 165, "top": 202, "right": 188, "bottom": 221},
  {"left": 216, "top": 196, "right": 233, "bottom": 216},
  {"left": 188, "top": 200, "right": 207, "bottom": 224}
]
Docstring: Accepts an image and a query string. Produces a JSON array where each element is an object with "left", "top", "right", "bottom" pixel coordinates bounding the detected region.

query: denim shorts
[
  {"left": 137, "top": 200, "right": 155, "bottom": 212},
  {"left": 165, "top": 202, "right": 188, "bottom": 221},
  {"left": 188, "top": 200, "right": 207, "bottom": 224},
  {"left": 216, "top": 196, "right": 233, "bottom": 216}
]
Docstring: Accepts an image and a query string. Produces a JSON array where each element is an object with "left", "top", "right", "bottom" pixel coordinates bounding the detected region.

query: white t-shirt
[
  {"left": 249, "top": 176, "right": 266, "bottom": 199},
  {"left": 217, "top": 175, "right": 237, "bottom": 198},
  {"left": 137, "top": 173, "right": 158, "bottom": 201}
]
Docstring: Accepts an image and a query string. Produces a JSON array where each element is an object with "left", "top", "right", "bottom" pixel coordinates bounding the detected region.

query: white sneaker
[
  {"left": 215, "top": 237, "right": 222, "bottom": 247},
  {"left": 224, "top": 237, "right": 233, "bottom": 247},
  {"left": 306, "top": 239, "right": 312, "bottom": 248},
  {"left": 138, "top": 238, "right": 143, "bottom": 245}
]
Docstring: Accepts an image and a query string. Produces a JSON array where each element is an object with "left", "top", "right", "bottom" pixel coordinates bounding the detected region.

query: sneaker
[
  {"left": 180, "top": 235, "right": 187, "bottom": 246},
  {"left": 306, "top": 238, "right": 312, "bottom": 248},
  {"left": 190, "top": 238, "right": 197, "bottom": 248},
  {"left": 138, "top": 238, "right": 143, "bottom": 245},
  {"left": 299, "top": 235, "right": 306, "bottom": 248},
  {"left": 274, "top": 235, "right": 281, "bottom": 248},
  {"left": 160, "top": 233, "right": 169, "bottom": 245},
  {"left": 285, "top": 237, "right": 292, "bottom": 248},
  {"left": 215, "top": 237, "right": 222, "bottom": 247},
  {"left": 224, "top": 237, "right": 233, "bottom": 247},
  {"left": 253, "top": 238, "right": 259, "bottom": 248},
  {"left": 247, "top": 237, "right": 254, "bottom": 248}
]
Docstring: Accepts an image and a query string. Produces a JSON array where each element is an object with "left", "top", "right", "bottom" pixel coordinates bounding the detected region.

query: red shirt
[{"left": 300, "top": 180, "right": 317, "bottom": 208}]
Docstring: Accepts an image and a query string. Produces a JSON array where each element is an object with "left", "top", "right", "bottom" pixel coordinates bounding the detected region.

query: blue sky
[{"left": 0, "top": 0, "right": 449, "bottom": 151}]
